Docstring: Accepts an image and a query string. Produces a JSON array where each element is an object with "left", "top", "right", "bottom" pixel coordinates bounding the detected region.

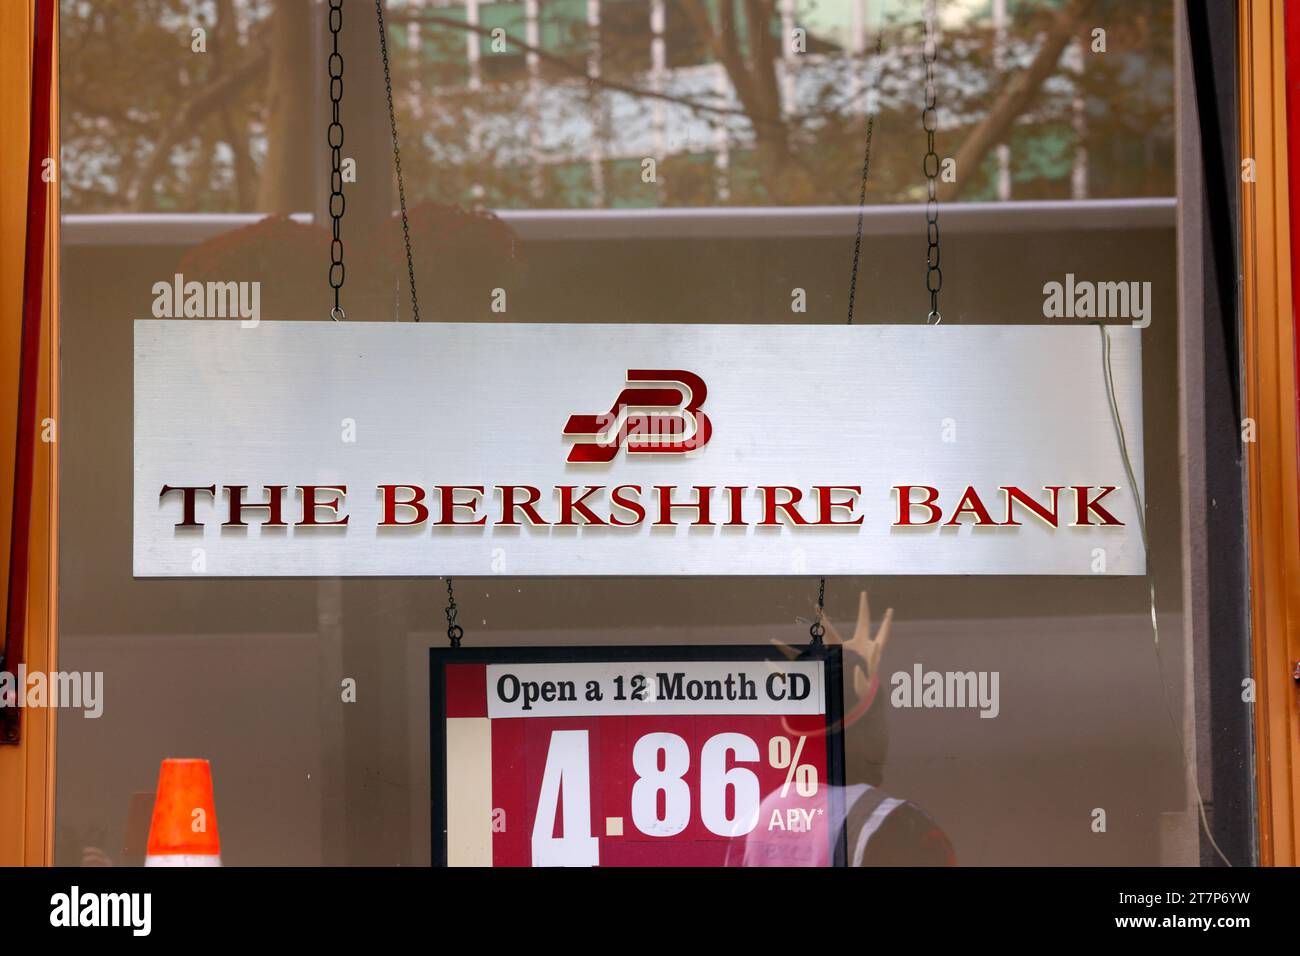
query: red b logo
[{"left": 563, "top": 370, "right": 712, "bottom": 464}]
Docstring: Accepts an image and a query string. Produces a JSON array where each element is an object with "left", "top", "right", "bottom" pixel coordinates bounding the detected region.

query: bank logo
[{"left": 563, "top": 369, "right": 712, "bottom": 463}]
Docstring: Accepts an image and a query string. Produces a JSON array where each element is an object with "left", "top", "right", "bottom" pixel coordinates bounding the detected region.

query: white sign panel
[
  {"left": 133, "top": 321, "right": 1145, "bottom": 576},
  {"left": 484, "top": 661, "right": 825, "bottom": 718}
]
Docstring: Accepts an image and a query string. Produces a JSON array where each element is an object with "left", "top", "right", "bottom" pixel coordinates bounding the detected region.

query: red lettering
[
  {"left": 159, "top": 484, "right": 216, "bottom": 528},
  {"left": 655, "top": 486, "right": 713, "bottom": 526},
  {"left": 943, "top": 486, "right": 998, "bottom": 526},
  {"left": 378, "top": 484, "right": 429, "bottom": 526},
  {"left": 609, "top": 485, "right": 646, "bottom": 526},
  {"left": 1001, "top": 486, "right": 1063, "bottom": 527},
  {"left": 498, "top": 485, "right": 545, "bottom": 525},
  {"left": 558, "top": 485, "right": 606, "bottom": 526},
  {"left": 1073, "top": 485, "right": 1123, "bottom": 526},
  {"left": 435, "top": 486, "right": 486, "bottom": 526},
  {"left": 298, "top": 485, "right": 349, "bottom": 525},
  {"left": 759, "top": 486, "right": 812, "bottom": 526},
  {"left": 723, "top": 486, "right": 746, "bottom": 526},
  {"left": 894, "top": 485, "right": 942, "bottom": 525},
  {"left": 224, "top": 485, "right": 287, "bottom": 527},
  {"left": 815, "top": 485, "right": 864, "bottom": 525}
]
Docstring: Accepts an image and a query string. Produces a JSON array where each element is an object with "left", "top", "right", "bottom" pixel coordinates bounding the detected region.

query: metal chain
[
  {"left": 375, "top": 0, "right": 421, "bottom": 323},
  {"left": 327, "top": 0, "right": 346, "bottom": 321},
  {"left": 445, "top": 578, "right": 464, "bottom": 647},
  {"left": 810, "top": 577, "right": 826, "bottom": 645},
  {"left": 846, "top": 33, "right": 883, "bottom": 325},
  {"left": 922, "top": 0, "right": 942, "bottom": 325}
]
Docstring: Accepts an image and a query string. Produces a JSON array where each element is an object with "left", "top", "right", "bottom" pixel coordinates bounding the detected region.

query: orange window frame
[
  {"left": 0, "top": 0, "right": 58, "bottom": 867},
  {"left": 1241, "top": 0, "right": 1300, "bottom": 866}
]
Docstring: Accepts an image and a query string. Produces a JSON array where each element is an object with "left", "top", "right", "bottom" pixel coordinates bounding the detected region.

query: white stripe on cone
[{"left": 145, "top": 854, "right": 222, "bottom": 867}]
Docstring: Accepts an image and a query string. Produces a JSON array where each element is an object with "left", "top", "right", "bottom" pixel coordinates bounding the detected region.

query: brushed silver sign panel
[{"left": 133, "top": 321, "right": 1145, "bottom": 577}]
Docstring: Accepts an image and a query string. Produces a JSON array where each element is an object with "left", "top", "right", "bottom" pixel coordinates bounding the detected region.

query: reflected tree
[{"left": 59, "top": 0, "right": 1174, "bottom": 212}]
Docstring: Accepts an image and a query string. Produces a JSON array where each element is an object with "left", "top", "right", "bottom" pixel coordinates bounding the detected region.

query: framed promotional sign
[{"left": 430, "top": 645, "right": 847, "bottom": 867}]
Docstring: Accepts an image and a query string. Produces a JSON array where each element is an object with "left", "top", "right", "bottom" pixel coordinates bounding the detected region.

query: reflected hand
[{"left": 774, "top": 590, "right": 895, "bottom": 702}]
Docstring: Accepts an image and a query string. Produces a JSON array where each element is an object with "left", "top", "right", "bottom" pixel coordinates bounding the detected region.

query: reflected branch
[{"left": 386, "top": 10, "right": 790, "bottom": 131}]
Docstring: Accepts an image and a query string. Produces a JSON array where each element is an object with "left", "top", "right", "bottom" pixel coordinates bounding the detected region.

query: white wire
[{"left": 1099, "top": 323, "right": 1233, "bottom": 867}]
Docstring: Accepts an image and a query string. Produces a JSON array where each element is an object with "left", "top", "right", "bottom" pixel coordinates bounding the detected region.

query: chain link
[
  {"left": 375, "top": 0, "right": 421, "bottom": 323},
  {"left": 327, "top": 0, "right": 346, "bottom": 320},
  {"left": 922, "top": 0, "right": 942, "bottom": 325},
  {"left": 445, "top": 577, "right": 464, "bottom": 647},
  {"left": 809, "top": 576, "right": 826, "bottom": 645}
]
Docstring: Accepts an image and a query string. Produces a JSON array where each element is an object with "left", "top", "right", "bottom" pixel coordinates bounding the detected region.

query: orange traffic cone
[{"left": 144, "top": 758, "right": 222, "bottom": 867}]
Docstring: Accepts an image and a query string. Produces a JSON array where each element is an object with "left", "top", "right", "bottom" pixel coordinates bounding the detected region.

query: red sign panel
[{"left": 431, "top": 647, "right": 846, "bottom": 867}]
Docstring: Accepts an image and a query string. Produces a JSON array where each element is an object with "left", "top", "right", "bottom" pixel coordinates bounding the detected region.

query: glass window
[{"left": 54, "top": 0, "right": 1255, "bottom": 869}]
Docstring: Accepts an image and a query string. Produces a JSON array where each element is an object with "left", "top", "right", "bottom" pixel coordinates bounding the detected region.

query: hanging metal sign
[
  {"left": 133, "top": 320, "right": 1145, "bottom": 576},
  {"left": 430, "top": 645, "right": 847, "bottom": 867}
]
